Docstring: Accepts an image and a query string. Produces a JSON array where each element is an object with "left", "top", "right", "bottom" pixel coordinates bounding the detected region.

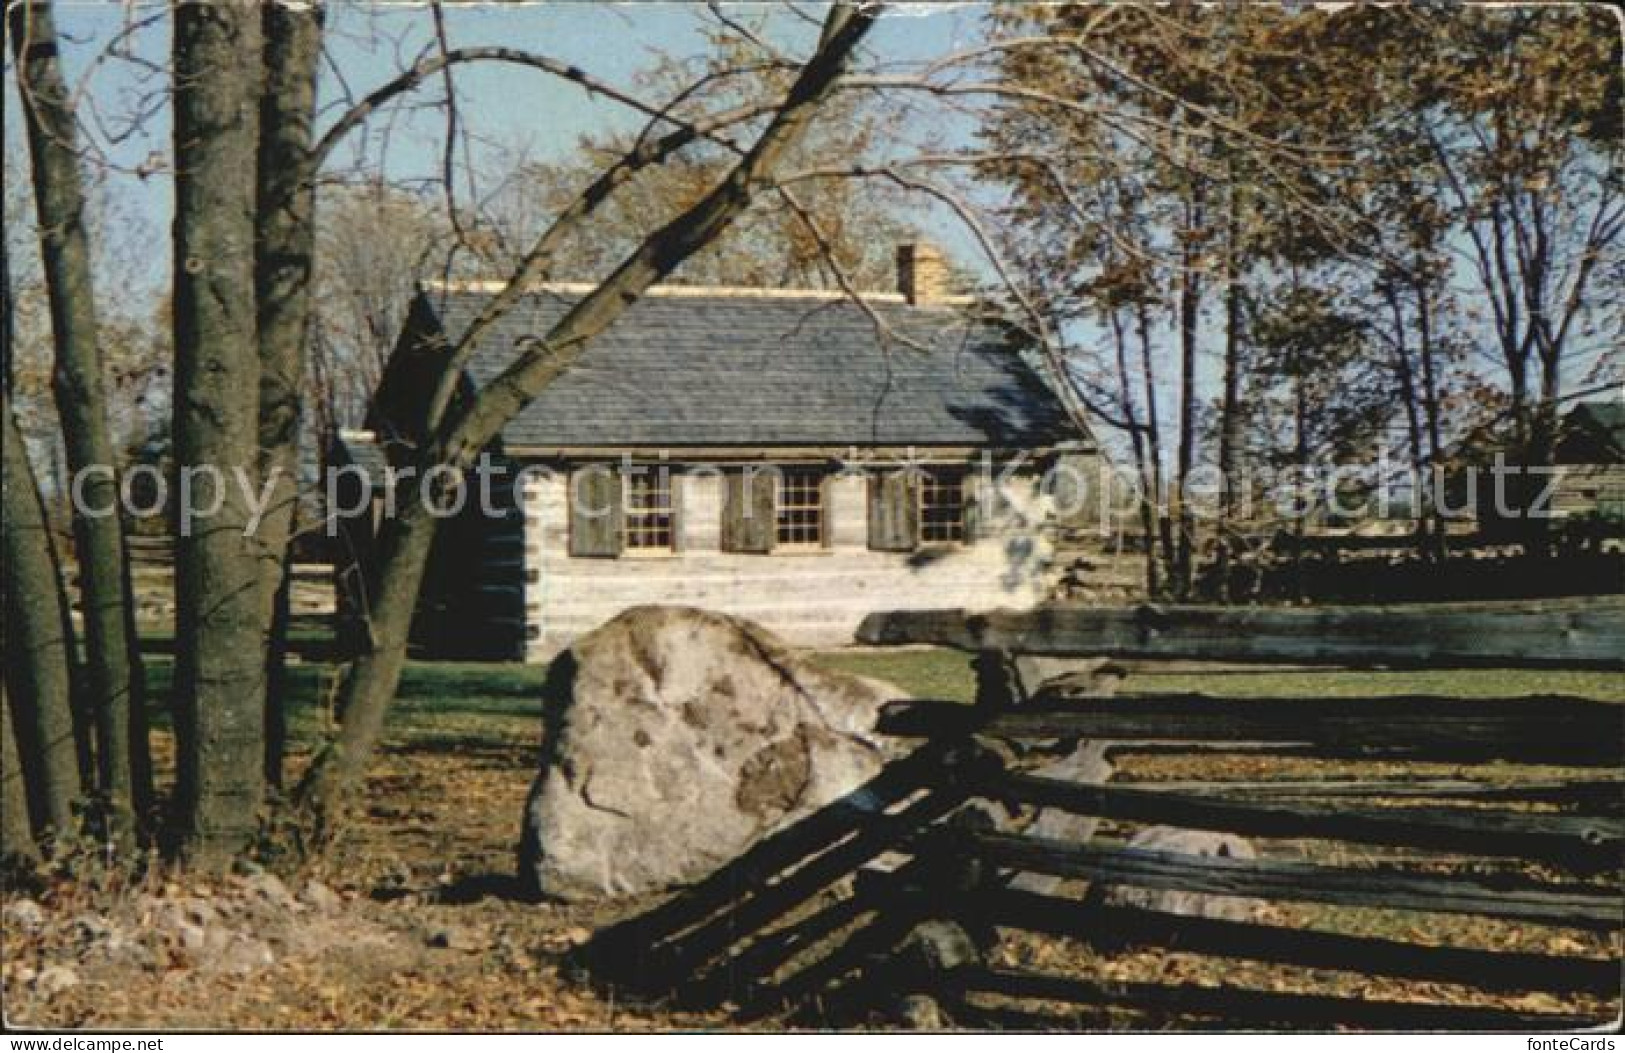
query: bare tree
[
  {"left": 170, "top": 0, "right": 267, "bottom": 868},
  {"left": 3, "top": 211, "right": 80, "bottom": 852},
  {"left": 2, "top": 365, "right": 80, "bottom": 845},
  {"left": 309, "top": 182, "right": 447, "bottom": 449},
  {"left": 254, "top": 1, "right": 323, "bottom": 791},
  {"left": 292, "top": 3, "right": 881, "bottom": 842},
  {"left": 1, "top": 681, "right": 39, "bottom": 862},
  {"left": 9, "top": 0, "right": 148, "bottom": 839}
]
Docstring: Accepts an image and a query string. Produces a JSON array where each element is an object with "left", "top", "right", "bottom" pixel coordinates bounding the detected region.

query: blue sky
[{"left": 8, "top": 2, "right": 992, "bottom": 293}]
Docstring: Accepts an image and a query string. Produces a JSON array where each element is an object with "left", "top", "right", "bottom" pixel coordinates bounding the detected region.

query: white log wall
[
  {"left": 1549, "top": 464, "right": 1625, "bottom": 518},
  {"left": 518, "top": 469, "right": 1060, "bottom": 660}
]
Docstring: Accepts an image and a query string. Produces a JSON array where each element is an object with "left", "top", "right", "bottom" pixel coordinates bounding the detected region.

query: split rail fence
[{"left": 579, "top": 597, "right": 1624, "bottom": 1030}]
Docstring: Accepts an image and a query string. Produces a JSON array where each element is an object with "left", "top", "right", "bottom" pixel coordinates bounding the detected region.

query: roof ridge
[{"left": 419, "top": 278, "right": 975, "bottom": 307}]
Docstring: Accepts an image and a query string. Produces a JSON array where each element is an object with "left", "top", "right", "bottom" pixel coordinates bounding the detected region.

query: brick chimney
[{"left": 896, "top": 242, "right": 949, "bottom": 305}]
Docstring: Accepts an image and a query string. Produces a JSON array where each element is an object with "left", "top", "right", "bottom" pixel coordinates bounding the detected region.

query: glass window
[
  {"left": 625, "top": 468, "right": 675, "bottom": 551},
  {"left": 920, "top": 468, "right": 966, "bottom": 544},
  {"left": 776, "top": 467, "right": 825, "bottom": 548}
]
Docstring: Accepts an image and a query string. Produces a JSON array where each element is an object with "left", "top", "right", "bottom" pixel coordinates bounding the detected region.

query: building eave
[{"left": 500, "top": 442, "right": 1078, "bottom": 463}]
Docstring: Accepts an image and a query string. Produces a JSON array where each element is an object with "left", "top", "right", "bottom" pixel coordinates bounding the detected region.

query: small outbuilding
[{"left": 1550, "top": 399, "right": 1625, "bottom": 521}]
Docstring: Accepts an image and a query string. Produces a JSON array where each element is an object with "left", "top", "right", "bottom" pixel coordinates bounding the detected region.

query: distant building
[
  {"left": 333, "top": 244, "right": 1100, "bottom": 661},
  {"left": 1549, "top": 399, "right": 1625, "bottom": 521}
]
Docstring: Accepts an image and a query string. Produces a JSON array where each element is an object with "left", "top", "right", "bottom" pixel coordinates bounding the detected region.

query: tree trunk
[
  {"left": 9, "top": 0, "right": 149, "bottom": 842},
  {"left": 1412, "top": 271, "right": 1448, "bottom": 562},
  {"left": 1524, "top": 345, "right": 1562, "bottom": 556},
  {"left": 2, "top": 395, "right": 81, "bottom": 841},
  {"left": 292, "top": 2, "right": 879, "bottom": 846},
  {"left": 1383, "top": 285, "right": 1432, "bottom": 563},
  {"left": 1216, "top": 182, "right": 1245, "bottom": 600},
  {"left": 171, "top": 0, "right": 266, "bottom": 870},
  {"left": 1108, "top": 308, "right": 1158, "bottom": 596},
  {"left": 0, "top": 170, "right": 55, "bottom": 860},
  {"left": 1134, "top": 301, "right": 1174, "bottom": 595},
  {"left": 1292, "top": 374, "right": 1310, "bottom": 603},
  {"left": 254, "top": 1, "right": 324, "bottom": 791},
  {"left": 1, "top": 682, "right": 41, "bottom": 862},
  {"left": 1173, "top": 190, "right": 1203, "bottom": 599}
]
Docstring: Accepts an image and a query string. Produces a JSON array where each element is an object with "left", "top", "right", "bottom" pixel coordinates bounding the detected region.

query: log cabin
[
  {"left": 1468, "top": 397, "right": 1625, "bottom": 539},
  {"left": 1549, "top": 399, "right": 1625, "bottom": 522},
  {"left": 332, "top": 244, "right": 1102, "bottom": 660}
]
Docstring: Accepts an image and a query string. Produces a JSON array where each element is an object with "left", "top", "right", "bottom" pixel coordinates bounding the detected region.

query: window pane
[
  {"left": 776, "top": 467, "right": 825, "bottom": 548},
  {"left": 625, "top": 468, "right": 674, "bottom": 551},
  {"left": 920, "top": 469, "right": 966, "bottom": 543}
]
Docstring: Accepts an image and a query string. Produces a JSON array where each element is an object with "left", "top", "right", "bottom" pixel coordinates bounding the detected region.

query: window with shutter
[
  {"left": 867, "top": 469, "right": 919, "bottom": 552},
  {"left": 568, "top": 465, "right": 623, "bottom": 557},
  {"left": 920, "top": 468, "right": 967, "bottom": 543},
  {"left": 721, "top": 467, "right": 776, "bottom": 553},
  {"left": 776, "top": 466, "right": 826, "bottom": 548},
  {"left": 624, "top": 467, "right": 676, "bottom": 552}
]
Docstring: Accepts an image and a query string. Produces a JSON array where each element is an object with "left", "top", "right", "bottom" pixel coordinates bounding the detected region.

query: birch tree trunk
[
  {"left": 9, "top": 0, "right": 149, "bottom": 840},
  {"left": 171, "top": 1, "right": 266, "bottom": 869}
]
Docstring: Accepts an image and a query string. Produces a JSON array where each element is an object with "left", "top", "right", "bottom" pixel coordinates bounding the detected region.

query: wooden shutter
[
  {"left": 569, "top": 465, "right": 623, "bottom": 557},
  {"left": 868, "top": 469, "right": 919, "bottom": 552},
  {"left": 721, "top": 468, "right": 776, "bottom": 553},
  {"left": 963, "top": 467, "right": 1003, "bottom": 541}
]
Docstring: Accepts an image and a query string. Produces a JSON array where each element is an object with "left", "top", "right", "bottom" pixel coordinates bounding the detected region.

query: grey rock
[
  {"left": 3, "top": 898, "right": 46, "bottom": 933},
  {"left": 1007, "top": 739, "right": 1114, "bottom": 896},
  {"left": 898, "top": 919, "right": 980, "bottom": 975},
  {"left": 70, "top": 913, "right": 112, "bottom": 944},
  {"left": 240, "top": 871, "right": 296, "bottom": 909},
  {"left": 1100, "top": 827, "right": 1264, "bottom": 922},
  {"left": 895, "top": 994, "right": 949, "bottom": 1030},
  {"left": 214, "top": 934, "right": 275, "bottom": 975},
  {"left": 1012, "top": 656, "right": 1124, "bottom": 698},
  {"left": 174, "top": 920, "right": 208, "bottom": 952},
  {"left": 174, "top": 897, "right": 217, "bottom": 927},
  {"left": 299, "top": 880, "right": 343, "bottom": 914},
  {"left": 151, "top": 900, "right": 210, "bottom": 948},
  {"left": 518, "top": 606, "right": 904, "bottom": 900},
  {"left": 1003, "top": 661, "right": 1121, "bottom": 896},
  {"left": 88, "top": 928, "right": 155, "bottom": 970},
  {"left": 35, "top": 965, "right": 79, "bottom": 996}
]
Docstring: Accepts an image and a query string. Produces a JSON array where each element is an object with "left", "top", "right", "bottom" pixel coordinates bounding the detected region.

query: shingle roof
[
  {"left": 1560, "top": 400, "right": 1625, "bottom": 463},
  {"left": 416, "top": 287, "right": 1083, "bottom": 450}
]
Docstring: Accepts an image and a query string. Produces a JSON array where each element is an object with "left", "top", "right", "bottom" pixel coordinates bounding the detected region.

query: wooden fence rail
[
  {"left": 999, "top": 774, "right": 1623, "bottom": 872},
  {"left": 857, "top": 596, "right": 1625, "bottom": 668},
  {"left": 877, "top": 694, "right": 1625, "bottom": 766},
  {"left": 981, "top": 888, "right": 1621, "bottom": 997},
  {"left": 581, "top": 598, "right": 1624, "bottom": 1030},
  {"left": 961, "top": 828, "right": 1622, "bottom": 931}
]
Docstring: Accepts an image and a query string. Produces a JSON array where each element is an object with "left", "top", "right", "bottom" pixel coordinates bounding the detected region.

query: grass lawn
[
  {"left": 133, "top": 635, "right": 1625, "bottom": 796},
  {"left": 27, "top": 636, "right": 1614, "bottom": 1030},
  {"left": 140, "top": 639, "right": 1625, "bottom": 750},
  {"left": 815, "top": 648, "right": 1625, "bottom": 703}
]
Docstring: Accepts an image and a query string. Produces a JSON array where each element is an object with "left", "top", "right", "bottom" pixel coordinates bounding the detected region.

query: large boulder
[
  {"left": 518, "top": 606, "right": 905, "bottom": 901},
  {"left": 1099, "top": 827, "right": 1264, "bottom": 922}
]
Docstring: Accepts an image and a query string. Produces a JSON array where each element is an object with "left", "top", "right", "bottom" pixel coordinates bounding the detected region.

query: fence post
[{"left": 888, "top": 801, "right": 1005, "bottom": 1028}]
